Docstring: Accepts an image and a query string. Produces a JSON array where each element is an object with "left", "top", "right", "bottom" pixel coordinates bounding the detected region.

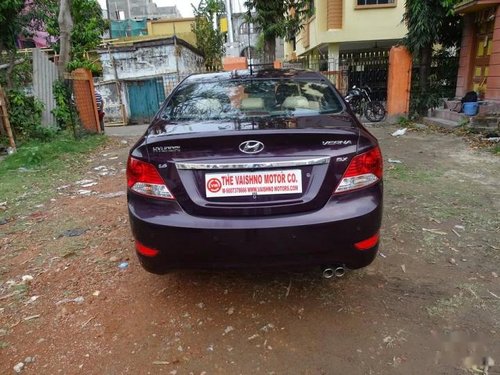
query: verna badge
[{"left": 239, "top": 140, "right": 264, "bottom": 154}]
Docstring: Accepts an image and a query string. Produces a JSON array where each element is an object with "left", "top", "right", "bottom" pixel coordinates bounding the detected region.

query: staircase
[{"left": 424, "top": 100, "right": 500, "bottom": 132}]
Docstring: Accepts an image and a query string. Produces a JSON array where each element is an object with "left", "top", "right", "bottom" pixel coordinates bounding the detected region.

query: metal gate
[
  {"left": 127, "top": 78, "right": 166, "bottom": 124},
  {"left": 340, "top": 50, "right": 389, "bottom": 102}
]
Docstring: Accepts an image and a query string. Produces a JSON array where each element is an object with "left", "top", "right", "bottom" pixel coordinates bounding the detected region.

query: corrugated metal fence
[{"left": 32, "top": 48, "right": 58, "bottom": 127}]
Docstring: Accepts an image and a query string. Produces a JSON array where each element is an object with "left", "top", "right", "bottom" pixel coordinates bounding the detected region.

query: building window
[{"left": 357, "top": 0, "right": 395, "bottom": 5}]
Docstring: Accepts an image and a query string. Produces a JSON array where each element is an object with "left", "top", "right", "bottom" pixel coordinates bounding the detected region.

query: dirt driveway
[{"left": 1, "top": 124, "right": 499, "bottom": 375}]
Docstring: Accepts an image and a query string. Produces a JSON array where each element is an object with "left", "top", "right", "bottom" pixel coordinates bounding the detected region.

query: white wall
[{"left": 99, "top": 43, "right": 203, "bottom": 81}]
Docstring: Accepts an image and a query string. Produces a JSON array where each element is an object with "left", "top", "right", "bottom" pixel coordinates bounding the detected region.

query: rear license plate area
[{"left": 205, "top": 169, "right": 302, "bottom": 198}]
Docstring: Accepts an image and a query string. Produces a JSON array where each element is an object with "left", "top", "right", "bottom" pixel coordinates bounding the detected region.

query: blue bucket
[{"left": 463, "top": 102, "right": 478, "bottom": 116}]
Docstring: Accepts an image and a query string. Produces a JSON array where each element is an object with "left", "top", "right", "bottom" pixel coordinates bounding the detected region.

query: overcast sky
[{"left": 98, "top": 0, "right": 246, "bottom": 17}]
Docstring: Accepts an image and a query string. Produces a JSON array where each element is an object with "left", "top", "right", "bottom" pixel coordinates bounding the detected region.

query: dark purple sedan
[{"left": 127, "top": 69, "right": 383, "bottom": 277}]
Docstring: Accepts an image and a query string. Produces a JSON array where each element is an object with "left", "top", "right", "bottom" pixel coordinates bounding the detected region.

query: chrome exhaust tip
[
  {"left": 322, "top": 268, "right": 335, "bottom": 279},
  {"left": 334, "top": 266, "right": 346, "bottom": 278}
]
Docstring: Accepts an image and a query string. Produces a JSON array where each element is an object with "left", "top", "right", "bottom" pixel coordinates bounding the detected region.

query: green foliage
[
  {"left": 404, "top": 0, "right": 462, "bottom": 116},
  {"left": 44, "top": 0, "right": 106, "bottom": 71},
  {"left": 0, "top": 55, "right": 33, "bottom": 88},
  {"left": 410, "top": 73, "right": 453, "bottom": 118},
  {"left": 66, "top": 59, "right": 101, "bottom": 74},
  {"left": 6, "top": 90, "right": 56, "bottom": 141},
  {"left": 255, "top": 33, "right": 265, "bottom": 55},
  {"left": 457, "top": 117, "right": 469, "bottom": 128},
  {"left": 0, "top": 132, "right": 104, "bottom": 170},
  {"left": 244, "top": 0, "right": 313, "bottom": 60},
  {"left": 0, "top": 133, "right": 106, "bottom": 219},
  {"left": 409, "top": 49, "right": 459, "bottom": 118},
  {"left": 0, "top": 0, "right": 51, "bottom": 89},
  {"left": 70, "top": 0, "right": 106, "bottom": 63},
  {"left": 409, "top": 85, "right": 443, "bottom": 118},
  {"left": 24, "top": 147, "right": 44, "bottom": 165},
  {"left": 403, "top": 0, "right": 461, "bottom": 53},
  {"left": 397, "top": 116, "right": 412, "bottom": 127},
  {"left": 0, "top": 0, "right": 55, "bottom": 53},
  {"left": 52, "top": 80, "right": 73, "bottom": 129},
  {"left": 0, "top": 0, "right": 25, "bottom": 51},
  {"left": 192, "top": 0, "right": 226, "bottom": 71}
]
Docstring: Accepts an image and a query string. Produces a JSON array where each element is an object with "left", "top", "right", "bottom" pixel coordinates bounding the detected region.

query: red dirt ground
[{"left": 1, "top": 125, "right": 499, "bottom": 374}]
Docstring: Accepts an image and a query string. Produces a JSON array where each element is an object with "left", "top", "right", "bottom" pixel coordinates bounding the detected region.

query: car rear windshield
[{"left": 159, "top": 79, "right": 344, "bottom": 122}]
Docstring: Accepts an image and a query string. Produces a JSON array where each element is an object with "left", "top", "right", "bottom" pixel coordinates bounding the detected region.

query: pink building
[{"left": 455, "top": 0, "right": 500, "bottom": 104}]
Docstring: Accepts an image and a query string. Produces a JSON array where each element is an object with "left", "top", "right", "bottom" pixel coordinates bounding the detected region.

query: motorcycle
[{"left": 344, "top": 86, "right": 386, "bottom": 122}]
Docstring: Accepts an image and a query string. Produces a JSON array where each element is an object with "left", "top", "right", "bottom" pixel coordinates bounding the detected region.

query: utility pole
[
  {"left": 226, "top": 0, "right": 234, "bottom": 44},
  {"left": 105, "top": 0, "right": 110, "bottom": 20}
]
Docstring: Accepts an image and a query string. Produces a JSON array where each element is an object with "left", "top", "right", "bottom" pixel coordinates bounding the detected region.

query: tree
[
  {"left": 47, "top": 0, "right": 106, "bottom": 74},
  {"left": 0, "top": 0, "right": 24, "bottom": 88},
  {"left": 403, "top": 0, "right": 462, "bottom": 112},
  {"left": 57, "top": 0, "right": 73, "bottom": 78},
  {"left": 192, "top": 0, "right": 225, "bottom": 71},
  {"left": 0, "top": 0, "right": 49, "bottom": 88},
  {"left": 244, "top": 0, "right": 313, "bottom": 62},
  {"left": 0, "top": 0, "right": 25, "bottom": 52},
  {"left": 70, "top": 0, "right": 106, "bottom": 63}
]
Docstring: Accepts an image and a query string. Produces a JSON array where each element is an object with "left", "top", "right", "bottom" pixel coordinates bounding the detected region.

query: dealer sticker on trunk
[{"left": 205, "top": 170, "right": 302, "bottom": 198}]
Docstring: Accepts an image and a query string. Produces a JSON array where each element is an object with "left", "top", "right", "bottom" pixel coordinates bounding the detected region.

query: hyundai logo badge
[{"left": 239, "top": 140, "right": 264, "bottom": 154}]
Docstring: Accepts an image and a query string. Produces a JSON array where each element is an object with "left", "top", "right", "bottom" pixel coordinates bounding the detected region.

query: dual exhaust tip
[{"left": 322, "top": 266, "right": 346, "bottom": 279}]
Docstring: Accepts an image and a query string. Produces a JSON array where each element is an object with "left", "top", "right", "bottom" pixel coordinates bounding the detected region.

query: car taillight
[
  {"left": 334, "top": 146, "right": 382, "bottom": 194},
  {"left": 126, "top": 156, "right": 174, "bottom": 199}
]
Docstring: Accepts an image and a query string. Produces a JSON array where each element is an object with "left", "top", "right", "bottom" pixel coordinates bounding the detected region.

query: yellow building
[
  {"left": 147, "top": 18, "right": 197, "bottom": 46},
  {"left": 285, "top": 0, "right": 407, "bottom": 99},
  {"left": 287, "top": 0, "right": 407, "bottom": 64}
]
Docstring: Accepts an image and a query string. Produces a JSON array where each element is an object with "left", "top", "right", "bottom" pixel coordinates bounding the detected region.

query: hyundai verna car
[{"left": 127, "top": 69, "right": 383, "bottom": 275}]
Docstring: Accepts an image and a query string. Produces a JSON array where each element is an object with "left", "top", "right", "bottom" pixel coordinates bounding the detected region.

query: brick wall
[{"left": 327, "top": 0, "right": 343, "bottom": 30}]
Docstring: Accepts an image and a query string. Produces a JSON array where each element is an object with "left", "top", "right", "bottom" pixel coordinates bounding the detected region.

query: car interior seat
[
  {"left": 275, "top": 84, "right": 300, "bottom": 106},
  {"left": 193, "top": 98, "right": 222, "bottom": 115},
  {"left": 281, "top": 96, "right": 310, "bottom": 110},
  {"left": 240, "top": 97, "right": 265, "bottom": 111}
]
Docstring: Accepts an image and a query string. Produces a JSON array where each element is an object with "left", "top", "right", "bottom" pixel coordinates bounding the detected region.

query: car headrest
[
  {"left": 193, "top": 98, "right": 222, "bottom": 113},
  {"left": 282, "top": 96, "right": 310, "bottom": 109},
  {"left": 241, "top": 97, "right": 264, "bottom": 110}
]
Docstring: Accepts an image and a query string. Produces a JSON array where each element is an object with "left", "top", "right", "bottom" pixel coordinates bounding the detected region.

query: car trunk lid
[{"left": 146, "top": 118, "right": 359, "bottom": 217}]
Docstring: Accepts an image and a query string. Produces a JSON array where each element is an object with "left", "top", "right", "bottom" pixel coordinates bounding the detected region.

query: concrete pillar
[
  {"left": 386, "top": 46, "right": 412, "bottom": 119},
  {"left": 328, "top": 43, "right": 340, "bottom": 71},
  {"left": 455, "top": 14, "right": 476, "bottom": 98}
]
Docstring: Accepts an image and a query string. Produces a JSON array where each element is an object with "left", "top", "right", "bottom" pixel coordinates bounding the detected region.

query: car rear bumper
[{"left": 128, "top": 186, "right": 383, "bottom": 274}]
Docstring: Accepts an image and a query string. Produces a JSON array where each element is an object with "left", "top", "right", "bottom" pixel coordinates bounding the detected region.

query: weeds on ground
[
  {"left": 0, "top": 132, "right": 106, "bottom": 220},
  {"left": 385, "top": 163, "right": 442, "bottom": 183},
  {"left": 427, "top": 284, "right": 500, "bottom": 328},
  {"left": 396, "top": 116, "right": 412, "bottom": 127},
  {"left": 409, "top": 120, "right": 500, "bottom": 154}
]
